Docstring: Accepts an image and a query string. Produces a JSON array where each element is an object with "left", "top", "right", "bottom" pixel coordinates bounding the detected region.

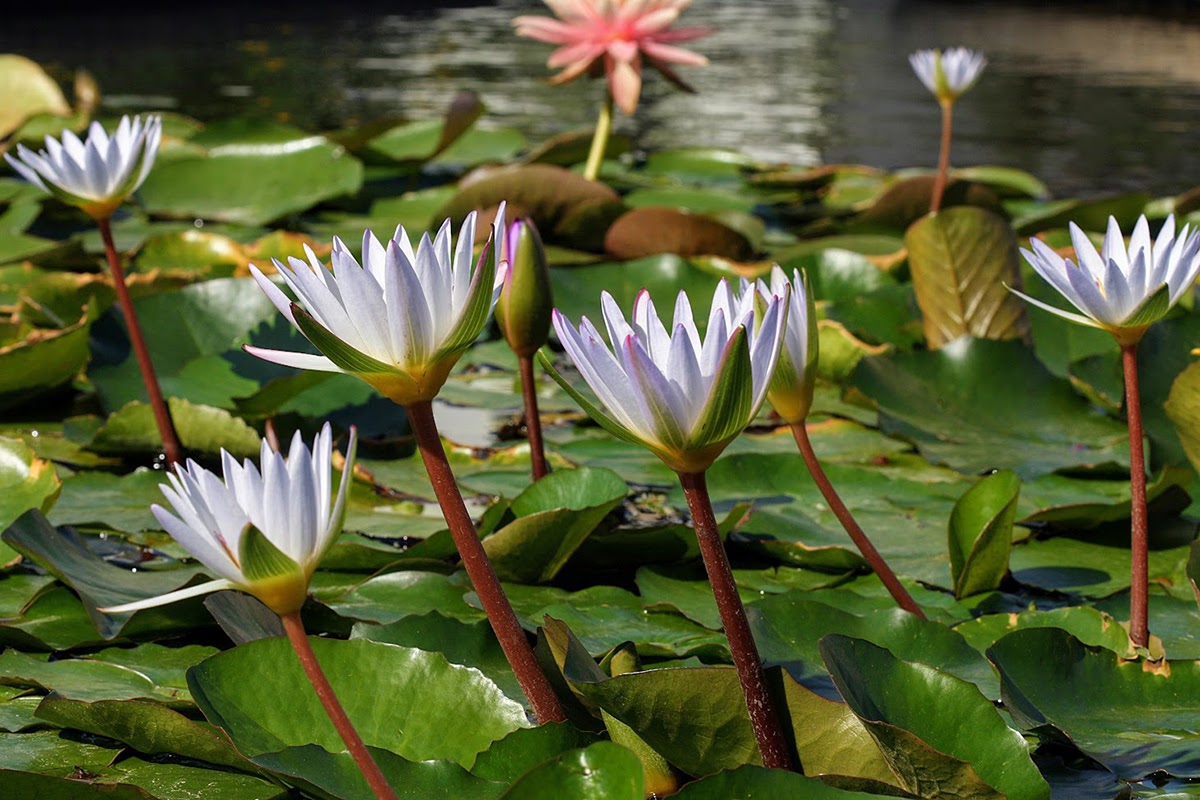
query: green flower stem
[
  {"left": 789, "top": 421, "right": 926, "bottom": 619},
  {"left": 97, "top": 217, "right": 182, "bottom": 467},
  {"left": 1122, "top": 343, "right": 1150, "bottom": 648},
  {"left": 280, "top": 611, "right": 397, "bottom": 800},
  {"left": 677, "top": 470, "right": 796, "bottom": 772},
  {"left": 930, "top": 99, "right": 954, "bottom": 214},
  {"left": 518, "top": 354, "right": 550, "bottom": 480},
  {"left": 583, "top": 93, "right": 614, "bottom": 182},
  {"left": 407, "top": 400, "right": 567, "bottom": 724}
]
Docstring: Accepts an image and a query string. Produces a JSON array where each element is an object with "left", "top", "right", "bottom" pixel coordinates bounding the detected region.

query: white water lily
[
  {"left": 246, "top": 207, "right": 509, "bottom": 405},
  {"left": 543, "top": 281, "right": 788, "bottom": 473},
  {"left": 741, "top": 266, "right": 819, "bottom": 424},
  {"left": 5, "top": 115, "right": 162, "bottom": 219},
  {"left": 99, "top": 424, "right": 356, "bottom": 616},
  {"left": 909, "top": 48, "right": 986, "bottom": 103},
  {"left": 1010, "top": 214, "right": 1200, "bottom": 344}
]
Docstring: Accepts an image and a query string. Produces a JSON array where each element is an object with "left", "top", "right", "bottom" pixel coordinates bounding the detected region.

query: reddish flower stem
[
  {"left": 930, "top": 100, "right": 954, "bottom": 214},
  {"left": 518, "top": 354, "right": 550, "bottom": 480},
  {"left": 280, "top": 612, "right": 397, "bottom": 800},
  {"left": 790, "top": 421, "right": 926, "bottom": 619},
  {"left": 1122, "top": 344, "right": 1150, "bottom": 648},
  {"left": 678, "top": 470, "right": 796, "bottom": 772},
  {"left": 406, "top": 400, "right": 566, "bottom": 724},
  {"left": 97, "top": 217, "right": 181, "bottom": 467}
]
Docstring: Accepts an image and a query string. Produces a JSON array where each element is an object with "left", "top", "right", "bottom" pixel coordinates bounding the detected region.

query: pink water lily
[{"left": 514, "top": 0, "right": 712, "bottom": 115}]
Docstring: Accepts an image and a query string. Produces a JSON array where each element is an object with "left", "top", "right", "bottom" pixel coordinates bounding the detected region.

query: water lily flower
[
  {"left": 5, "top": 115, "right": 162, "bottom": 220},
  {"left": 544, "top": 281, "right": 788, "bottom": 473},
  {"left": 246, "top": 208, "right": 509, "bottom": 405},
  {"left": 742, "top": 266, "right": 818, "bottom": 425},
  {"left": 100, "top": 424, "right": 356, "bottom": 616},
  {"left": 1011, "top": 214, "right": 1200, "bottom": 344},
  {"left": 909, "top": 47, "right": 986, "bottom": 104},
  {"left": 514, "top": 0, "right": 713, "bottom": 115}
]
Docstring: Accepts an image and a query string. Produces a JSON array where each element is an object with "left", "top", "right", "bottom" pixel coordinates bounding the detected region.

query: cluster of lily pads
[{"left": 1, "top": 5, "right": 1200, "bottom": 799}]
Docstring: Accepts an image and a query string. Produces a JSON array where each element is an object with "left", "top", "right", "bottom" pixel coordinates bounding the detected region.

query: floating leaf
[
  {"left": 904, "top": 207, "right": 1030, "bottom": 349},
  {"left": 988, "top": 628, "right": 1200, "bottom": 778},
  {"left": 858, "top": 177, "right": 1005, "bottom": 232},
  {"left": 0, "top": 437, "right": 59, "bottom": 536},
  {"left": 498, "top": 742, "right": 644, "bottom": 799},
  {"left": 948, "top": 471, "right": 1020, "bottom": 598},
  {"left": 0, "top": 311, "right": 91, "bottom": 412},
  {"left": 88, "top": 398, "right": 263, "bottom": 459},
  {"left": 0, "top": 55, "right": 70, "bottom": 139},
  {"left": 954, "top": 606, "right": 1132, "bottom": 657},
  {"left": 603, "top": 206, "right": 754, "bottom": 260}
]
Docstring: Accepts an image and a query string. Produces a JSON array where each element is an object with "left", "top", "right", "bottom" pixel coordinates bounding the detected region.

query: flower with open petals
[
  {"left": 1010, "top": 214, "right": 1200, "bottom": 345},
  {"left": 5, "top": 115, "right": 162, "bottom": 220},
  {"left": 542, "top": 282, "right": 788, "bottom": 473},
  {"left": 514, "top": 0, "right": 712, "bottom": 115},
  {"left": 246, "top": 208, "right": 509, "bottom": 406},
  {"left": 740, "top": 266, "right": 818, "bottom": 425},
  {"left": 100, "top": 424, "right": 356, "bottom": 616},
  {"left": 909, "top": 48, "right": 986, "bottom": 104}
]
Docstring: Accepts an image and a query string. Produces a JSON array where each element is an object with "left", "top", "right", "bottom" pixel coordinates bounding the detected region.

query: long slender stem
[
  {"left": 280, "top": 612, "right": 397, "bottom": 800},
  {"left": 518, "top": 354, "right": 550, "bottom": 480},
  {"left": 1122, "top": 344, "right": 1150, "bottom": 648},
  {"left": 790, "top": 422, "right": 926, "bottom": 619},
  {"left": 97, "top": 217, "right": 181, "bottom": 467},
  {"left": 678, "top": 470, "right": 795, "bottom": 772},
  {"left": 583, "top": 93, "right": 614, "bottom": 182},
  {"left": 406, "top": 400, "right": 566, "bottom": 724},
  {"left": 930, "top": 99, "right": 954, "bottom": 214}
]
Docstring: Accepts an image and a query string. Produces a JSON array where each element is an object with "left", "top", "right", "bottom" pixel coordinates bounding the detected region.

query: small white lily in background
[
  {"left": 5, "top": 115, "right": 162, "bottom": 220},
  {"left": 543, "top": 281, "right": 789, "bottom": 474},
  {"left": 100, "top": 424, "right": 357, "bottom": 616},
  {"left": 1010, "top": 214, "right": 1200, "bottom": 344},
  {"left": 246, "top": 207, "right": 509, "bottom": 405},
  {"left": 741, "top": 266, "right": 819, "bottom": 425},
  {"left": 909, "top": 47, "right": 986, "bottom": 104}
]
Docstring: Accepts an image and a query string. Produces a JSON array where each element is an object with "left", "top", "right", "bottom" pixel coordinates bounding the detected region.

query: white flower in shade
[
  {"left": 909, "top": 48, "right": 986, "bottom": 103},
  {"left": 99, "top": 424, "right": 357, "bottom": 616},
  {"left": 1010, "top": 214, "right": 1200, "bottom": 344},
  {"left": 542, "top": 281, "right": 789, "bottom": 474},
  {"left": 740, "top": 266, "right": 819, "bottom": 424},
  {"left": 246, "top": 207, "right": 509, "bottom": 406},
  {"left": 5, "top": 115, "right": 162, "bottom": 220}
]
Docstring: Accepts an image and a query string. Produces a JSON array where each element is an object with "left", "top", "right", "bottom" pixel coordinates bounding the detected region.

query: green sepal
[
  {"left": 291, "top": 303, "right": 398, "bottom": 375},
  {"left": 239, "top": 526, "right": 302, "bottom": 583},
  {"left": 1120, "top": 282, "right": 1172, "bottom": 328},
  {"left": 537, "top": 348, "right": 649, "bottom": 450},
  {"left": 434, "top": 239, "right": 496, "bottom": 361},
  {"left": 691, "top": 325, "right": 754, "bottom": 448}
]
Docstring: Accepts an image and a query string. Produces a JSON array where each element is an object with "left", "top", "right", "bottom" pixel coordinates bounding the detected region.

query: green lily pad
[
  {"left": 948, "top": 470, "right": 1020, "bottom": 598},
  {"left": 0, "top": 55, "right": 70, "bottom": 140},
  {"left": 1009, "top": 535, "right": 1191, "bottom": 599},
  {"left": 988, "top": 627, "right": 1200, "bottom": 778},
  {"left": 498, "top": 742, "right": 644, "bottom": 799},
  {"left": 954, "top": 606, "right": 1132, "bottom": 657},
  {"left": 140, "top": 119, "right": 363, "bottom": 226},
  {"left": 673, "top": 766, "right": 902, "bottom": 799},
  {"left": 0, "top": 437, "right": 60, "bottom": 537},
  {"left": 1011, "top": 193, "right": 1151, "bottom": 236},
  {"left": 849, "top": 338, "right": 1131, "bottom": 478},
  {"left": 187, "top": 637, "right": 529, "bottom": 768},
  {"left": 821, "top": 634, "right": 1050, "bottom": 800},
  {"left": 0, "top": 312, "right": 91, "bottom": 412}
]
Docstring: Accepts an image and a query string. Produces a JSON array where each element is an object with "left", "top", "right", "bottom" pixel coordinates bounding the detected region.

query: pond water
[{"left": 8, "top": 0, "right": 1200, "bottom": 198}]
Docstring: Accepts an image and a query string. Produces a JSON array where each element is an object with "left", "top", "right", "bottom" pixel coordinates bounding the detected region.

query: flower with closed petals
[
  {"left": 543, "top": 281, "right": 788, "bottom": 473},
  {"left": 5, "top": 115, "right": 162, "bottom": 220},
  {"left": 909, "top": 48, "right": 986, "bottom": 104},
  {"left": 496, "top": 218, "right": 553, "bottom": 358},
  {"left": 741, "top": 266, "right": 818, "bottom": 425},
  {"left": 100, "top": 424, "right": 357, "bottom": 616},
  {"left": 246, "top": 208, "right": 509, "bottom": 405},
  {"left": 514, "top": 0, "right": 712, "bottom": 115},
  {"left": 1010, "top": 214, "right": 1200, "bottom": 345}
]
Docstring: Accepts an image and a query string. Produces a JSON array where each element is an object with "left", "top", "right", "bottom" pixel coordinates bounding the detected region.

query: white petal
[
  {"left": 242, "top": 345, "right": 343, "bottom": 373},
  {"left": 98, "top": 579, "right": 238, "bottom": 615}
]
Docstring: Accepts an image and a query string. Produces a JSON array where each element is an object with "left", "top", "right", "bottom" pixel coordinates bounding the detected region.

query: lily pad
[
  {"left": 603, "top": 206, "right": 754, "bottom": 260},
  {"left": 948, "top": 470, "right": 1020, "bottom": 598}
]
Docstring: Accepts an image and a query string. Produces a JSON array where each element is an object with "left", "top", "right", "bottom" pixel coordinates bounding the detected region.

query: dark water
[{"left": 8, "top": 0, "right": 1200, "bottom": 198}]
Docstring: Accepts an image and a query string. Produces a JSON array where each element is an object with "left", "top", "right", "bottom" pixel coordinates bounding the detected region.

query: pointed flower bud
[
  {"left": 1009, "top": 214, "right": 1200, "bottom": 346},
  {"left": 909, "top": 48, "right": 986, "bottom": 104},
  {"left": 5, "top": 115, "right": 162, "bottom": 220},
  {"left": 495, "top": 218, "right": 553, "bottom": 358},
  {"left": 99, "top": 424, "right": 357, "bottom": 616},
  {"left": 542, "top": 281, "right": 789, "bottom": 474},
  {"left": 246, "top": 206, "right": 510, "bottom": 406},
  {"left": 741, "top": 266, "right": 818, "bottom": 424}
]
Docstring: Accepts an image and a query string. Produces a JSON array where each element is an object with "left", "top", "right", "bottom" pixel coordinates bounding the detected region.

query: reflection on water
[{"left": 7, "top": 0, "right": 1200, "bottom": 196}]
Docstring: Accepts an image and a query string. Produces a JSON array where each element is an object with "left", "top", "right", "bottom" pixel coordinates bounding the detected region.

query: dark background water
[{"left": 8, "top": 0, "right": 1200, "bottom": 198}]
